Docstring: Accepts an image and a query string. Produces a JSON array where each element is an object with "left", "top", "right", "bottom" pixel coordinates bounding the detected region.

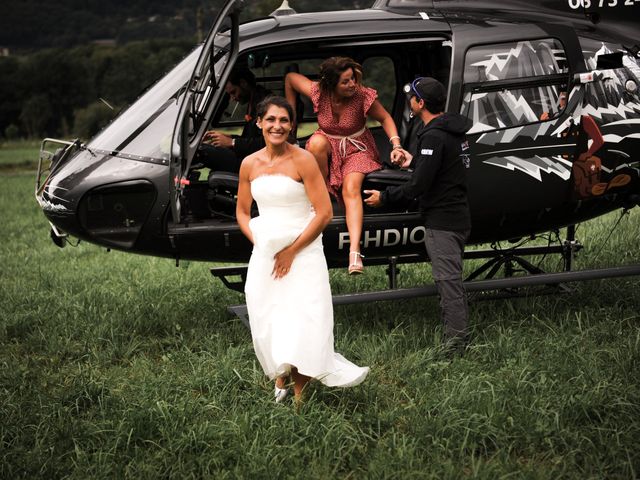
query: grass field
[
  {"left": 0, "top": 140, "right": 40, "bottom": 170},
  {"left": 1, "top": 162, "right": 639, "bottom": 478}
]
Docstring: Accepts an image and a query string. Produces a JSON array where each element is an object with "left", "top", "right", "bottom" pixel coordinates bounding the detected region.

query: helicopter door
[{"left": 169, "top": 0, "right": 242, "bottom": 223}]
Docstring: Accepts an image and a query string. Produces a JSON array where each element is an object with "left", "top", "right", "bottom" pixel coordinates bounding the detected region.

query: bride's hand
[{"left": 272, "top": 246, "right": 296, "bottom": 279}]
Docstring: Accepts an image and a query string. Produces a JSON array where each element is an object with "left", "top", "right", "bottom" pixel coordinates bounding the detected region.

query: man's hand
[
  {"left": 203, "top": 130, "right": 234, "bottom": 148},
  {"left": 363, "top": 190, "right": 383, "bottom": 208}
]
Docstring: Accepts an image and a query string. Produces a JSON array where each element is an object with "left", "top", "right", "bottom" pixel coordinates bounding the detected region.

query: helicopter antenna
[
  {"left": 99, "top": 97, "right": 114, "bottom": 110},
  {"left": 271, "top": 0, "right": 297, "bottom": 17}
]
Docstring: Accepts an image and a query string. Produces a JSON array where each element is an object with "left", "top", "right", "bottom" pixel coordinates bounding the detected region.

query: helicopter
[{"left": 35, "top": 0, "right": 640, "bottom": 306}]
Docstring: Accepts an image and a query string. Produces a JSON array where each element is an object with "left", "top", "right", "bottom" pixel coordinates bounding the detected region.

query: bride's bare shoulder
[
  {"left": 244, "top": 148, "right": 266, "bottom": 165},
  {"left": 290, "top": 145, "right": 322, "bottom": 179},
  {"left": 239, "top": 150, "right": 263, "bottom": 179},
  {"left": 290, "top": 144, "right": 316, "bottom": 164}
]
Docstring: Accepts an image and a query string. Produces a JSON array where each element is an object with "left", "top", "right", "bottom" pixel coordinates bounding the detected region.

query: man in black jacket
[
  {"left": 364, "top": 77, "right": 472, "bottom": 352},
  {"left": 197, "top": 68, "right": 270, "bottom": 172}
]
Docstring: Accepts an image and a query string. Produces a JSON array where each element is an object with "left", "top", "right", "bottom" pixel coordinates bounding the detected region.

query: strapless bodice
[
  {"left": 250, "top": 174, "right": 313, "bottom": 221},
  {"left": 249, "top": 175, "right": 318, "bottom": 256}
]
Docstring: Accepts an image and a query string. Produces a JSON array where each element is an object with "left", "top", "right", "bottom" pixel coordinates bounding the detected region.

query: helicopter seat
[
  {"left": 363, "top": 168, "right": 411, "bottom": 190},
  {"left": 207, "top": 170, "right": 239, "bottom": 219}
]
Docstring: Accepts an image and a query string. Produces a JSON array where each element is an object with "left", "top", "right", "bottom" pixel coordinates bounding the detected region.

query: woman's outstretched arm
[
  {"left": 284, "top": 72, "right": 314, "bottom": 119},
  {"left": 367, "top": 99, "right": 405, "bottom": 164},
  {"left": 367, "top": 100, "right": 401, "bottom": 147}
]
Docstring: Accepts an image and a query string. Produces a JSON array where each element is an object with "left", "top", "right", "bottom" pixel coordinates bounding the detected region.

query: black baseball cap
[{"left": 403, "top": 77, "right": 446, "bottom": 112}]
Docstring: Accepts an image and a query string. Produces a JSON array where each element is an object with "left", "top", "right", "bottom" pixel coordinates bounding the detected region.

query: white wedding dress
[{"left": 245, "top": 174, "right": 369, "bottom": 387}]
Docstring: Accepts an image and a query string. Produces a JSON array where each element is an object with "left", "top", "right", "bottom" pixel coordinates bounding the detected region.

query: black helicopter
[{"left": 36, "top": 0, "right": 640, "bottom": 301}]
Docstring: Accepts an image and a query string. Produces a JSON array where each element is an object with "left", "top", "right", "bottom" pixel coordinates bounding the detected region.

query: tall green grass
[
  {"left": 0, "top": 140, "right": 40, "bottom": 169},
  {"left": 1, "top": 171, "right": 639, "bottom": 479}
]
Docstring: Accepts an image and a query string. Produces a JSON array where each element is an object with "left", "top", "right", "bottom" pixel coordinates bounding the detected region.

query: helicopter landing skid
[
  {"left": 463, "top": 248, "right": 573, "bottom": 301},
  {"left": 462, "top": 225, "right": 580, "bottom": 300},
  {"left": 214, "top": 225, "right": 639, "bottom": 326},
  {"left": 210, "top": 265, "right": 248, "bottom": 293},
  {"left": 463, "top": 252, "right": 574, "bottom": 302},
  {"left": 223, "top": 264, "right": 640, "bottom": 327}
]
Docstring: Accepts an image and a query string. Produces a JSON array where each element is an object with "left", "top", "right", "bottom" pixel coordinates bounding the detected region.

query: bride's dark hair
[{"left": 256, "top": 95, "right": 294, "bottom": 123}]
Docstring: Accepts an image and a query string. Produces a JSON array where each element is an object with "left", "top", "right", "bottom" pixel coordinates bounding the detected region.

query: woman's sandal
[{"left": 348, "top": 251, "right": 364, "bottom": 275}]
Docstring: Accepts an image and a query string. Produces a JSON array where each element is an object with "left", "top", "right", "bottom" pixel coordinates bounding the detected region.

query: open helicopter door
[{"left": 169, "top": 0, "right": 242, "bottom": 223}]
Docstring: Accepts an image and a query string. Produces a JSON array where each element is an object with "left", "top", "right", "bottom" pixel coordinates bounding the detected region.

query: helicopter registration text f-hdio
[{"left": 339, "top": 227, "right": 427, "bottom": 250}]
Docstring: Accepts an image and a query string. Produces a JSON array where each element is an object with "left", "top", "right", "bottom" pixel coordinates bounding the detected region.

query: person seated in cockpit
[
  {"left": 196, "top": 68, "right": 271, "bottom": 173},
  {"left": 540, "top": 91, "right": 567, "bottom": 121}
]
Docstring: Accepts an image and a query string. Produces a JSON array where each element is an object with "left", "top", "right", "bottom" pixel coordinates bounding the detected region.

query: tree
[
  {"left": 0, "top": 57, "right": 21, "bottom": 137},
  {"left": 73, "top": 101, "right": 117, "bottom": 140},
  {"left": 4, "top": 124, "right": 19, "bottom": 140},
  {"left": 20, "top": 94, "right": 53, "bottom": 138}
]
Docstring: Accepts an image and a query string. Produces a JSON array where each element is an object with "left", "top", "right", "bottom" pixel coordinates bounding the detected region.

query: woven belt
[{"left": 322, "top": 127, "right": 367, "bottom": 158}]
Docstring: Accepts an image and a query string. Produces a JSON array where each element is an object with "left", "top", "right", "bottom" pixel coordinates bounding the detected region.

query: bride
[{"left": 236, "top": 95, "right": 369, "bottom": 404}]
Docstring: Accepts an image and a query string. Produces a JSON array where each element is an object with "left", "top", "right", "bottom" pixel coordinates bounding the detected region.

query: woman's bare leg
[
  {"left": 307, "top": 134, "right": 331, "bottom": 181},
  {"left": 290, "top": 367, "right": 311, "bottom": 400},
  {"left": 275, "top": 375, "right": 288, "bottom": 389},
  {"left": 342, "top": 172, "right": 365, "bottom": 256}
]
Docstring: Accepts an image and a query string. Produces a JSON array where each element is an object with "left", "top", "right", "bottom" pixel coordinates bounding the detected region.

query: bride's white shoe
[{"left": 275, "top": 385, "right": 289, "bottom": 403}]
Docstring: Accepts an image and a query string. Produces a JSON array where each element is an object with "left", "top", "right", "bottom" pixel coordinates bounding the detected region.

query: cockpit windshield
[
  {"left": 87, "top": 46, "right": 203, "bottom": 162},
  {"left": 88, "top": 19, "right": 233, "bottom": 164},
  {"left": 88, "top": 45, "right": 202, "bottom": 160}
]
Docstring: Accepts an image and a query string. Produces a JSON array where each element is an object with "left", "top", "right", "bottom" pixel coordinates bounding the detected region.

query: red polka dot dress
[{"left": 307, "top": 82, "right": 381, "bottom": 198}]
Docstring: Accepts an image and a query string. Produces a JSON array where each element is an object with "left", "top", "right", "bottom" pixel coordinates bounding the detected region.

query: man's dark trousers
[{"left": 425, "top": 228, "right": 469, "bottom": 341}]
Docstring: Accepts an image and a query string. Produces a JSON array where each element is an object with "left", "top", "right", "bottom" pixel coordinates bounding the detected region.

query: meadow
[
  {"left": 0, "top": 140, "right": 40, "bottom": 170},
  {"left": 1, "top": 146, "right": 639, "bottom": 478}
]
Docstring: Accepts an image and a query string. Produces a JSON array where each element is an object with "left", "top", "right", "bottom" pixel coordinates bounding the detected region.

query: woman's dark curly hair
[{"left": 318, "top": 57, "right": 363, "bottom": 95}]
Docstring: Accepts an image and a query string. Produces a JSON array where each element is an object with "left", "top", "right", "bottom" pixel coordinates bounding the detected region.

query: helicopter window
[
  {"left": 461, "top": 38, "right": 570, "bottom": 133},
  {"left": 362, "top": 57, "right": 396, "bottom": 112},
  {"left": 463, "top": 38, "right": 568, "bottom": 83},
  {"left": 78, "top": 180, "right": 156, "bottom": 249},
  {"left": 579, "top": 36, "right": 640, "bottom": 119},
  {"left": 462, "top": 82, "right": 569, "bottom": 133},
  {"left": 360, "top": 56, "right": 397, "bottom": 133},
  {"left": 88, "top": 47, "right": 201, "bottom": 160},
  {"left": 582, "top": 37, "right": 640, "bottom": 75}
]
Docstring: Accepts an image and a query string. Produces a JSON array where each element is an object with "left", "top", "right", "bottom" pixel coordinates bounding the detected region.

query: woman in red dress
[{"left": 285, "top": 57, "right": 404, "bottom": 274}]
